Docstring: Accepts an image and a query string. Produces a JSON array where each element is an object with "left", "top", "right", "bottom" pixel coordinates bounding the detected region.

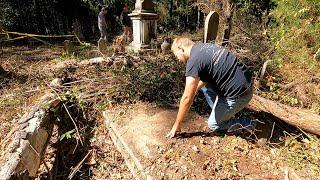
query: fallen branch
[
  {"left": 68, "top": 151, "right": 91, "bottom": 179},
  {"left": 1, "top": 31, "right": 76, "bottom": 44},
  {"left": 1, "top": 31, "right": 75, "bottom": 38}
]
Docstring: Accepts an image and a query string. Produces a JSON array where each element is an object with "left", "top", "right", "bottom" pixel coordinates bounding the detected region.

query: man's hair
[
  {"left": 171, "top": 36, "right": 194, "bottom": 51},
  {"left": 101, "top": 7, "right": 107, "bottom": 12}
]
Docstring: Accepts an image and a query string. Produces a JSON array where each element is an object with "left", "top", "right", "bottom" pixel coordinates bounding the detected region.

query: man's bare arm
[
  {"left": 166, "top": 76, "right": 200, "bottom": 138},
  {"left": 196, "top": 80, "right": 207, "bottom": 92}
]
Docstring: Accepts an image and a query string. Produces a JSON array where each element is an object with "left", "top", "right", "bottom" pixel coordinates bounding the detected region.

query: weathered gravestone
[
  {"left": 63, "top": 40, "right": 74, "bottom": 54},
  {"left": 129, "top": 0, "right": 158, "bottom": 52},
  {"left": 203, "top": 11, "right": 219, "bottom": 43}
]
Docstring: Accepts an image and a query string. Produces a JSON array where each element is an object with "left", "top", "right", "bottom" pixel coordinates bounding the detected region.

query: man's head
[
  {"left": 123, "top": 4, "right": 129, "bottom": 12},
  {"left": 171, "top": 37, "right": 195, "bottom": 63},
  {"left": 101, "top": 7, "right": 107, "bottom": 14}
]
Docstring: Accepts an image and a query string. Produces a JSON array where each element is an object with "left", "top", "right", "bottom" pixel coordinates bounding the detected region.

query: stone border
[
  {"left": 103, "top": 111, "right": 152, "bottom": 180},
  {"left": 0, "top": 93, "right": 60, "bottom": 179}
]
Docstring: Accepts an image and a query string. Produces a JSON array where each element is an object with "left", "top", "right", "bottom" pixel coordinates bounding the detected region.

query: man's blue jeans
[{"left": 201, "top": 84, "right": 253, "bottom": 132}]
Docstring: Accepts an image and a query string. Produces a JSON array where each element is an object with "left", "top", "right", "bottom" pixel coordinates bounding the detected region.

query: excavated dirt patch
[
  {"left": 1, "top": 45, "right": 319, "bottom": 179},
  {"left": 104, "top": 103, "right": 308, "bottom": 179}
]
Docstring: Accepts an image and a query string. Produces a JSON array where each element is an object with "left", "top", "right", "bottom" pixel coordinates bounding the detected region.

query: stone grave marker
[
  {"left": 129, "top": 0, "right": 158, "bottom": 52},
  {"left": 203, "top": 11, "right": 219, "bottom": 43}
]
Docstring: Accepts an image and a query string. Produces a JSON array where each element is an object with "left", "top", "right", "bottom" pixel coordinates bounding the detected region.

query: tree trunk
[
  {"left": 169, "top": 0, "right": 173, "bottom": 18},
  {"left": 248, "top": 94, "right": 320, "bottom": 136},
  {"left": 222, "top": 0, "right": 235, "bottom": 46},
  {"left": 197, "top": 7, "right": 200, "bottom": 29}
]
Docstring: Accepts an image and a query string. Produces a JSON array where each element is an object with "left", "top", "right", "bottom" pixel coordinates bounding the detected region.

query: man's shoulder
[{"left": 192, "top": 43, "right": 220, "bottom": 53}]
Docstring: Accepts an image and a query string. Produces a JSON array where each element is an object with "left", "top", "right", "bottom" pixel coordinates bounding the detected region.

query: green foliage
[
  {"left": 102, "top": 55, "right": 185, "bottom": 106},
  {"left": 235, "top": 0, "right": 275, "bottom": 13},
  {"left": 155, "top": 0, "right": 200, "bottom": 33},
  {"left": 0, "top": 0, "right": 133, "bottom": 39},
  {"left": 60, "top": 129, "right": 76, "bottom": 141},
  {"left": 268, "top": 0, "right": 320, "bottom": 70},
  {"left": 280, "top": 135, "right": 320, "bottom": 176}
]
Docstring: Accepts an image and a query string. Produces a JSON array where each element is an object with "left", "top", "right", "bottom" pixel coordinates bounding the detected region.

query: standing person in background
[
  {"left": 98, "top": 7, "right": 108, "bottom": 40},
  {"left": 120, "top": 4, "right": 132, "bottom": 43}
]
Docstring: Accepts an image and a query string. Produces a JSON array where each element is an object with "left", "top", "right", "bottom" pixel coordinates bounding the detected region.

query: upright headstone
[
  {"left": 63, "top": 40, "right": 74, "bottom": 54},
  {"left": 129, "top": 0, "right": 158, "bottom": 52},
  {"left": 203, "top": 11, "right": 219, "bottom": 43}
]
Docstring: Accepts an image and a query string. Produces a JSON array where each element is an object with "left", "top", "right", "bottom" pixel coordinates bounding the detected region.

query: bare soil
[
  {"left": 0, "top": 45, "right": 319, "bottom": 179},
  {"left": 106, "top": 103, "right": 319, "bottom": 179}
]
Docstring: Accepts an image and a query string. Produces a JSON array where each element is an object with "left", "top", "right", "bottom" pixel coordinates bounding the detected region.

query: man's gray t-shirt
[
  {"left": 185, "top": 43, "right": 252, "bottom": 98},
  {"left": 98, "top": 11, "right": 106, "bottom": 28}
]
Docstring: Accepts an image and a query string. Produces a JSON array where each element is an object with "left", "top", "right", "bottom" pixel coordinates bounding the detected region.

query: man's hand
[
  {"left": 166, "top": 124, "right": 181, "bottom": 138},
  {"left": 166, "top": 76, "right": 200, "bottom": 139}
]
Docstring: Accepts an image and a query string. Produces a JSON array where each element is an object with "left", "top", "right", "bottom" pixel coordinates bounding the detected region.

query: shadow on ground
[{"left": 172, "top": 108, "right": 304, "bottom": 147}]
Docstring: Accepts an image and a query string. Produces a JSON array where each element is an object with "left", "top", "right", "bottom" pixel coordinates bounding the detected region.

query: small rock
[
  {"left": 257, "top": 138, "right": 267, "bottom": 147},
  {"left": 123, "top": 59, "right": 133, "bottom": 67},
  {"left": 157, "top": 159, "right": 162, "bottom": 164},
  {"left": 133, "top": 62, "right": 139, "bottom": 68},
  {"left": 270, "top": 148, "right": 277, "bottom": 157},
  {"left": 161, "top": 38, "right": 171, "bottom": 54},
  {"left": 158, "top": 147, "right": 164, "bottom": 154},
  {"left": 192, "top": 145, "right": 200, "bottom": 153},
  {"left": 202, "top": 160, "right": 210, "bottom": 170},
  {"left": 113, "top": 60, "right": 123, "bottom": 68},
  {"left": 50, "top": 78, "right": 62, "bottom": 88},
  {"left": 181, "top": 165, "right": 188, "bottom": 171}
]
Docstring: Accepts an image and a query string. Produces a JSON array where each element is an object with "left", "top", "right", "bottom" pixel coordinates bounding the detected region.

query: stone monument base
[{"left": 127, "top": 42, "right": 151, "bottom": 52}]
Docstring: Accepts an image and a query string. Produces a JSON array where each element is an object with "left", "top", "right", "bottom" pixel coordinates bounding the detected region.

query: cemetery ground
[{"left": 0, "top": 42, "right": 319, "bottom": 179}]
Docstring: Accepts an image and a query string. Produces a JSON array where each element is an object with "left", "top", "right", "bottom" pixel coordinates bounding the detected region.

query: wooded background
[{"left": 0, "top": 0, "right": 274, "bottom": 39}]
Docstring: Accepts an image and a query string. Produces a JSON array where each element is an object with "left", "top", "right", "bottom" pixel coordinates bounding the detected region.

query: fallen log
[
  {"left": 54, "top": 57, "right": 112, "bottom": 70},
  {"left": 0, "top": 93, "right": 60, "bottom": 179},
  {"left": 248, "top": 94, "right": 320, "bottom": 136}
]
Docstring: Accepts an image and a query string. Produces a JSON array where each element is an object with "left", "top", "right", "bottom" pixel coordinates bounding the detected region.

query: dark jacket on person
[{"left": 121, "top": 11, "right": 132, "bottom": 27}]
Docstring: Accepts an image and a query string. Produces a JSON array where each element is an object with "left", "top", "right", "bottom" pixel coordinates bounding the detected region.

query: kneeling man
[{"left": 167, "top": 37, "right": 254, "bottom": 138}]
